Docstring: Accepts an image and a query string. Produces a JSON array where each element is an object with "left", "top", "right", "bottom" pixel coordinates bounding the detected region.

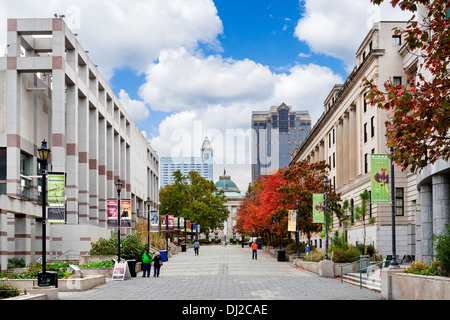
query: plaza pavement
[{"left": 59, "top": 244, "right": 382, "bottom": 301}]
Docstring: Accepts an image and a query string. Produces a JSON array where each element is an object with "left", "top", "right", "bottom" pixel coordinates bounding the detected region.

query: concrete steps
[{"left": 342, "top": 272, "right": 381, "bottom": 291}]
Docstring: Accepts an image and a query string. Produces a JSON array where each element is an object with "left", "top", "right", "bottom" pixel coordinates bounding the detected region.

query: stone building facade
[{"left": 0, "top": 18, "right": 159, "bottom": 270}]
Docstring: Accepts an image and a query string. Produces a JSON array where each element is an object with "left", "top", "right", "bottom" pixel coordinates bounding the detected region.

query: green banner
[
  {"left": 371, "top": 154, "right": 390, "bottom": 204},
  {"left": 47, "top": 173, "right": 65, "bottom": 223},
  {"left": 312, "top": 193, "right": 325, "bottom": 223}
]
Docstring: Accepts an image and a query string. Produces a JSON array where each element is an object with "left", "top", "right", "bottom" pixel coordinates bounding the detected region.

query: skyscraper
[
  {"left": 251, "top": 103, "right": 311, "bottom": 182},
  {"left": 160, "top": 136, "right": 213, "bottom": 188}
]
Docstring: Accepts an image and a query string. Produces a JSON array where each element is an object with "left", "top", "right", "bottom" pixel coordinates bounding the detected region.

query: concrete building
[
  {"left": 0, "top": 18, "right": 159, "bottom": 270},
  {"left": 213, "top": 169, "right": 243, "bottom": 242},
  {"left": 160, "top": 136, "right": 213, "bottom": 188},
  {"left": 291, "top": 21, "right": 421, "bottom": 259},
  {"left": 252, "top": 103, "right": 311, "bottom": 183}
]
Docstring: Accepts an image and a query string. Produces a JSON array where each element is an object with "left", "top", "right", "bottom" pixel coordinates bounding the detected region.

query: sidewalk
[{"left": 59, "top": 245, "right": 382, "bottom": 300}]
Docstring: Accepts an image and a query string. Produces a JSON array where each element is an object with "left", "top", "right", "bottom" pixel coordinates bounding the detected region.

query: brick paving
[{"left": 59, "top": 245, "right": 382, "bottom": 301}]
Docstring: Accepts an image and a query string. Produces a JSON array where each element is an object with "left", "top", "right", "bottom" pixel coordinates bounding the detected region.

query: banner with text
[
  {"left": 371, "top": 154, "right": 390, "bottom": 204},
  {"left": 288, "top": 210, "right": 297, "bottom": 232},
  {"left": 312, "top": 193, "right": 325, "bottom": 223},
  {"left": 150, "top": 211, "right": 159, "bottom": 232},
  {"left": 47, "top": 173, "right": 65, "bottom": 223},
  {"left": 107, "top": 199, "right": 118, "bottom": 228},
  {"left": 120, "top": 200, "right": 132, "bottom": 229}
]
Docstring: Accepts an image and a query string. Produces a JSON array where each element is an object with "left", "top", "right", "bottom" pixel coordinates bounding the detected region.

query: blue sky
[{"left": 0, "top": 0, "right": 412, "bottom": 192}]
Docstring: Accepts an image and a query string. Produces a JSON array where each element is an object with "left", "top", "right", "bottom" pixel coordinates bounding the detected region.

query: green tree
[
  {"left": 159, "top": 170, "right": 229, "bottom": 235},
  {"left": 353, "top": 190, "right": 376, "bottom": 254}
]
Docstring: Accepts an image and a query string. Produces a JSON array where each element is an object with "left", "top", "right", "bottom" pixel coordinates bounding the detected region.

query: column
[
  {"left": 0, "top": 209, "right": 8, "bottom": 271},
  {"left": 337, "top": 119, "right": 344, "bottom": 188},
  {"left": 343, "top": 112, "right": 349, "bottom": 185},
  {"left": 98, "top": 116, "right": 107, "bottom": 227},
  {"left": 78, "top": 98, "right": 89, "bottom": 224},
  {"left": 420, "top": 183, "right": 433, "bottom": 265},
  {"left": 432, "top": 174, "right": 450, "bottom": 236},
  {"left": 348, "top": 105, "right": 357, "bottom": 180},
  {"left": 89, "top": 108, "right": 99, "bottom": 225},
  {"left": 14, "top": 215, "right": 32, "bottom": 265}
]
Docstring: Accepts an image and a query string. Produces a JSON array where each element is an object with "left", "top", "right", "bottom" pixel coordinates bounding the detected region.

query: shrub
[
  {"left": 7, "top": 257, "right": 25, "bottom": 269},
  {"left": 0, "top": 280, "right": 20, "bottom": 299},
  {"left": 79, "top": 260, "right": 114, "bottom": 269},
  {"left": 406, "top": 261, "right": 439, "bottom": 276},
  {"left": 332, "top": 246, "right": 361, "bottom": 263},
  {"left": 90, "top": 232, "right": 146, "bottom": 262},
  {"left": 303, "top": 250, "right": 324, "bottom": 262},
  {"left": 433, "top": 223, "right": 450, "bottom": 277}
]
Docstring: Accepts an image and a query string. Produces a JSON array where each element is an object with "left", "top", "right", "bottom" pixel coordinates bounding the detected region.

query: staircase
[{"left": 342, "top": 269, "right": 382, "bottom": 291}]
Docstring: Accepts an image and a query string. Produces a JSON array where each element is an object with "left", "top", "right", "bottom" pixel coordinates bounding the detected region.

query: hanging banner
[
  {"left": 107, "top": 199, "right": 118, "bottom": 228},
  {"left": 371, "top": 154, "right": 390, "bottom": 204},
  {"left": 186, "top": 220, "right": 191, "bottom": 233},
  {"left": 288, "top": 210, "right": 297, "bottom": 232},
  {"left": 168, "top": 215, "right": 174, "bottom": 230},
  {"left": 120, "top": 199, "right": 132, "bottom": 229},
  {"left": 197, "top": 224, "right": 200, "bottom": 233},
  {"left": 173, "top": 216, "right": 179, "bottom": 230},
  {"left": 47, "top": 173, "right": 65, "bottom": 223},
  {"left": 150, "top": 211, "right": 159, "bottom": 232},
  {"left": 179, "top": 217, "right": 185, "bottom": 232},
  {"left": 312, "top": 193, "right": 325, "bottom": 223},
  {"left": 161, "top": 215, "right": 167, "bottom": 231},
  {"left": 192, "top": 223, "right": 196, "bottom": 234}
]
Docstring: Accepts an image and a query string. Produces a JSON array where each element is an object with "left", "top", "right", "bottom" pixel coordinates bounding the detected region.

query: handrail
[
  {"left": 355, "top": 260, "right": 390, "bottom": 289},
  {"left": 339, "top": 260, "right": 362, "bottom": 283}
]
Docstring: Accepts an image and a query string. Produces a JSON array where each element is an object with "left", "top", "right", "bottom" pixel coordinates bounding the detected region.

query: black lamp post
[
  {"left": 146, "top": 197, "right": 151, "bottom": 249},
  {"left": 389, "top": 145, "right": 399, "bottom": 268},
  {"left": 296, "top": 198, "right": 300, "bottom": 259},
  {"left": 323, "top": 176, "right": 329, "bottom": 260},
  {"left": 177, "top": 208, "right": 180, "bottom": 246},
  {"left": 116, "top": 179, "right": 122, "bottom": 262},
  {"left": 37, "top": 140, "right": 50, "bottom": 287},
  {"left": 165, "top": 205, "right": 169, "bottom": 252}
]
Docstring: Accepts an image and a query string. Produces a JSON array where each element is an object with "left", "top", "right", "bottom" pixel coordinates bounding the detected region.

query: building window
[
  {"left": 279, "top": 109, "right": 289, "bottom": 133},
  {"left": 396, "top": 188, "right": 404, "bottom": 216},
  {"left": 329, "top": 133, "right": 331, "bottom": 148},
  {"left": 393, "top": 76, "right": 402, "bottom": 86},
  {"left": 364, "top": 123, "right": 368, "bottom": 143},
  {"left": 364, "top": 153, "right": 368, "bottom": 173},
  {"left": 369, "top": 191, "right": 373, "bottom": 219},
  {"left": 351, "top": 198, "right": 354, "bottom": 223},
  {"left": 392, "top": 35, "right": 401, "bottom": 45},
  {"left": 371, "top": 116, "right": 375, "bottom": 138},
  {"left": 363, "top": 93, "right": 367, "bottom": 113},
  {"left": 20, "top": 152, "right": 32, "bottom": 198},
  {"left": 0, "top": 148, "right": 6, "bottom": 194},
  {"left": 332, "top": 128, "right": 335, "bottom": 144},
  {"left": 333, "top": 152, "right": 335, "bottom": 168}
]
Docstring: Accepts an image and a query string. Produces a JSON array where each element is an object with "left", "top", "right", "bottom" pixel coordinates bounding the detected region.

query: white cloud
[
  {"left": 294, "top": 0, "right": 412, "bottom": 70},
  {"left": 118, "top": 89, "right": 150, "bottom": 122},
  {"left": 0, "top": 0, "right": 223, "bottom": 79}
]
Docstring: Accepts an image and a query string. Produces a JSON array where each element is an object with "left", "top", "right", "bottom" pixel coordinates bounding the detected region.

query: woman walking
[
  {"left": 142, "top": 249, "right": 153, "bottom": 277},
  {"left": 153, "top": 251, "right": 163, "bottom": 277}
]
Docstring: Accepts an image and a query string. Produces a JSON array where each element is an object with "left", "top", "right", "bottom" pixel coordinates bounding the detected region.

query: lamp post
[
  {"left": 37, "top": 140, "right": 50, "bottom": 287},
  {"left": 296, "top": 198, "right": 300, "bottom": 259},
  {"left": 115, "top": 179, "right": 122, "bottom": 262},
  {"left": 177, "top": 208, "right": 180, "bottom": 246},
  {"left": 389, "top": 145, "right": 399, "bottom": 268},
  {"left": 323, "top": 176, "right": 329, "bottom": 260},
  {"left": 165, "top": 205, "right": 169, "bottom": 252},
  {"left": 146, "top": 197, "right": 151, "bottom": 249}
]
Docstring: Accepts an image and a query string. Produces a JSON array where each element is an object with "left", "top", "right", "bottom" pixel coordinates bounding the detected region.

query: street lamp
[
  {"left": 146, "top": 197, "right": 151, "bottom": 249},
  {"left": 296, "top": 198, "right": 300, "bottom": 259},
  {"left": 323, "top": 176, "right": 329, "bottom": 260},
  {"left": 165, "top": 205, "right": 169, "bottom": 252},
  {"left": 389, "top": 145, "right": 399, "bottom": 268},
  {"left": 115, "top": 179, "right": 122, "bottom": 262},
  {"left": 37, "top": 140, "right": 50, "bottom": 287}
]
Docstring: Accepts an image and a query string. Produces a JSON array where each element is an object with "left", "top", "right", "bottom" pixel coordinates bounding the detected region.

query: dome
[{"left": 215, "top": 170, "right": 241, "bottom": 195}]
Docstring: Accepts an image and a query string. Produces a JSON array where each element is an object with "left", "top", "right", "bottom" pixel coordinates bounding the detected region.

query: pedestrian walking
[
  {"left": 142, "top": 249, "right": 153, "bottom": 277},
  {"left": 194, "top": 240, "right": 200, "bottom": 256},
  {"left": 251, "top": 241, "right": 258, "bottom": 260},
  {"left": 153, "top": 251, "right": 163, "bottom": 277}
]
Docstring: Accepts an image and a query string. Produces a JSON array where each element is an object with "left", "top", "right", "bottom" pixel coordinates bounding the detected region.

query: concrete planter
[
  {"left": 3, "top": 275, "right": 106, "bottom": 293},
  {"left": 293, "top": 259, "right": 360, "bottom": 277},
  {"left": 382, "top": 269, "right": 450, "bottom": 300}
]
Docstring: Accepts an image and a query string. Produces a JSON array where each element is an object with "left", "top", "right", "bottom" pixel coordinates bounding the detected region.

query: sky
[{"left": 0, "top": 0, "right": 412, "bottom": 194}]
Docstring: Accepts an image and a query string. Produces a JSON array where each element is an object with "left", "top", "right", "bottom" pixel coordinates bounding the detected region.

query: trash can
[
  {"left": 38, "top": 271, "right": 58, "bottom": 288},
  {"left": 127, "top": 260, "right": 137, "bottom": 277},
  {"left": 181, "top": 244, "right": 187, "bottom": 252},
  {"left": 257, "top": 242, "right": 262, "bottom": 249},
  {"left": 359, "top": 255, "right": 369, "bottom": 273},
  {"left": 160, "top": 250, "right": 168, "bottom": 262},
  {"left": 277, "top": 249, "right": 286, "bottom": 262}
]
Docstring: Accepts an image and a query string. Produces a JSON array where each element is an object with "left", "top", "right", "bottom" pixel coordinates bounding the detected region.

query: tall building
[
  {"left": 252, "top": 103, "right": 311, "bottom": 182},
  {"left": 160, "top": 136, "right": 213, "bottom": 188},
  {"left": 0, "top": 18, "right": 159, "bottom": 269}
]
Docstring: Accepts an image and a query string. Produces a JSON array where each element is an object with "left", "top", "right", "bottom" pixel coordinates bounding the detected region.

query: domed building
[{"left": 211, "top": 170, "right": 243, "bottom": 243}]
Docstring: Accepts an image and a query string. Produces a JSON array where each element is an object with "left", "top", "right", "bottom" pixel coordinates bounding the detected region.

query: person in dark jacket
[{"left": 153, "top": 251, "right": 163, "bottom": 277}]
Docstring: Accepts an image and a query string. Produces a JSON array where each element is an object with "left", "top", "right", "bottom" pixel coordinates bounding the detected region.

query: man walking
[
  {"left": 142, "top": 249, "right": 153, "bottom": 277},
  {"left": 251, "top": 241, "right": 258, "bottom": 260},
  {"left": 194, "top": 240, "right": 200, "bottom": 256}
]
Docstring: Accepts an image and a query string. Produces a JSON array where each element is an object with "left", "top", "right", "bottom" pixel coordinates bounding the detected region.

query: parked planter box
[
  {"left": 383, "top": 270, "right": 450, "bottom": 300},
  {"left": 3, "top": 275, "right": 106, "bottom": 293}
]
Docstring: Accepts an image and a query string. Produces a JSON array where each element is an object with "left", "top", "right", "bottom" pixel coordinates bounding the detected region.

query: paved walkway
[{"left": 59, "top": 245, "right": 382, "bottom": 300}]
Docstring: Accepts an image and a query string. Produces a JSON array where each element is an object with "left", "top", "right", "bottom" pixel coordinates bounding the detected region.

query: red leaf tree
[{"left": 363, "top": 0, "right": 450, "bottom": 171}]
